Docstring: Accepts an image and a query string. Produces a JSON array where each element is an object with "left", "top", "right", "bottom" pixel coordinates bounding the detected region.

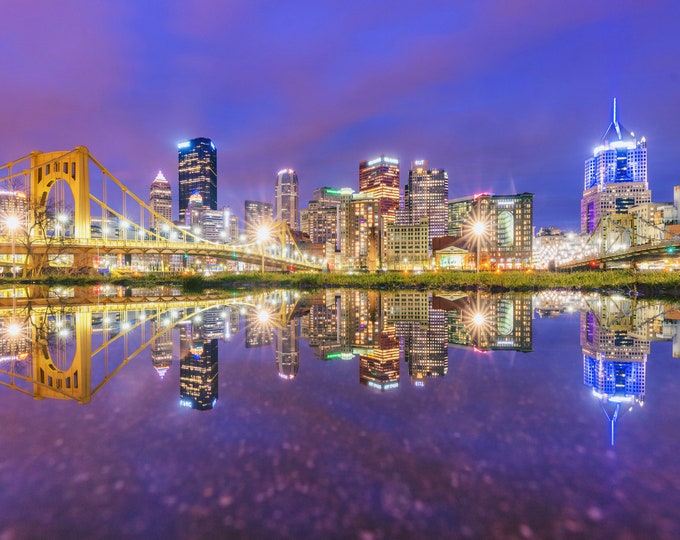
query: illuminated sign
[
  {"left": 414, "top": 160, "right": 425, "bottom": 166},
  {"left": 367, "top": 156, "right": 399, "bottom": 166},
  {"left": 210, "top": 141, "right": 216, "bottom": 150},
  {"left": 277, "top": 169, "right": 294, "bottom": 176},
  {"left": 177, "top": 141, "right": 191, "bottom": 149}
]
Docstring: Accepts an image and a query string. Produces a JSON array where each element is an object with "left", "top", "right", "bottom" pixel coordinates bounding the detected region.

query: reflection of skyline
[{"left": 4, "top": 288, "right": 679, "bottom": 418}]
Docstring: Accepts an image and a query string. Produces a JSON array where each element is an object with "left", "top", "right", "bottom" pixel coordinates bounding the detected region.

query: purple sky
[{"left": 2, "top": 0, "right": 679, "bottom": 230}]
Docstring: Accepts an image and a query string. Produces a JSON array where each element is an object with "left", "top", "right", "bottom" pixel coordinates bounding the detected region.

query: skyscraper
[
  {"left": 178, "top": 138, "right": 217, "bottom": 223},
  {"left": 149, "top": 171, "right": 172, "bottom": 231},
  {"left": 403, "top": 160, "right": 448, "bottom": 247},
  {"left": 359, "top": 155, "right": 400, "bottom": 219},
  {"left": 275, "top": 169, "right": 299, "bottom": 231},
  {"left": 581, "top": 99, "right": 651, "bottom": 234}
]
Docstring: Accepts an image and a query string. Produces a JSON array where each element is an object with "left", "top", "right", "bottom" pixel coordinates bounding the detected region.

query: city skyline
[{"left": 2, "top": 2, "right": 680, "bottom": 231}]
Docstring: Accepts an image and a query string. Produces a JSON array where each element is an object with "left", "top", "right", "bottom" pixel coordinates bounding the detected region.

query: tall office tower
[
  {"left": 339, "top": 193, "right": 382, "bottom": 272},
  {"left": 149, "top": 171, "right": 172, "bottom": 231},
  {"left": 178, "top": 137, "right": 217, "bottom": 223},
  {"left": 359, "top": 155, "right": 400, "bottom": 219},
  {"left": 403, "top": 160, "right": 449, "bottom": 247},
  {"left": 300, "top": 187, "right": 344, "bottom": 245},
  {"left": 275, "top": 169, "right": 299, "bottom": 231},
  {"left": 244, "top": 200, "right": 273, "bottom": 235},
  {"left": 581, "top": 99, "right": 651, "bottom": 234}
]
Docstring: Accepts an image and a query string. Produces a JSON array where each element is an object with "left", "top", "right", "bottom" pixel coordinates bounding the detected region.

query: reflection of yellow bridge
[
  {"left": 0, "top": 290, "right": 301, "bottom": 403},
  {"left": 0, "top": 147, "right": 322, "bottom": 275}
]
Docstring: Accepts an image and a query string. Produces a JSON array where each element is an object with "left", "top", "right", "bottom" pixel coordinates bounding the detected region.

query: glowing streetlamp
[
  {"left": 472, "top": 221, "right": 486, "bottom": 273},
  {"left": 256, "top": 224, "right": 272, "bottom": 274}
]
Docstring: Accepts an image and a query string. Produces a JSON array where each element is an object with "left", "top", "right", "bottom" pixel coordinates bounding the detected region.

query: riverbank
[{"left": 3, "top": 269, "right": 680, "bottom": 297}]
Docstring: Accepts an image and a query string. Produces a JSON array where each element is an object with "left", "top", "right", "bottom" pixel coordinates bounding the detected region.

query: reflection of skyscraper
[
  {"left": 397, "top": 308, "right": 449, "bottom": 386},
  {"left": 581, "top": 297, "right": 648, "bottom": 444},
  {"left": 302, "top": 291, "right": 345, "bottom": 359},
  {"left": 150, "top": 319, "right": 173, "bottom": 379},
  {"left": 436, "top": 293, "right": 533, "bottom": 352},
  {"left": 275, "top": 319, "right": 300, "bottom": 379},
  {"left": 360, "top": 330, "right": 400, "bottom": 391},
  {"left": 245, "top": 311, "right": 274, "bottom": 348},
  {"left": 178, "top": 138, "right": 217, "bottom": 223},
  {"left": 179, "top": 316, "right": 218, "bottom": 411}
]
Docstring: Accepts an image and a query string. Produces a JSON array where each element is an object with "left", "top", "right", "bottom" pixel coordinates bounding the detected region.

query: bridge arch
[{"left": 30, "top": 147, "right": 91, "bottom": 239}]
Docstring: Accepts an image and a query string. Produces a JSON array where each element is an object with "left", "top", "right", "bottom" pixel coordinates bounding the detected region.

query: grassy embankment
[{"left": 3, "top": 269, "right": 680, "bottom": 296}]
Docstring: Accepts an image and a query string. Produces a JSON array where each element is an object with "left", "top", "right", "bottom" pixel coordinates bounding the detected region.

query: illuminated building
[
  {"left": 359, "top": 155, "right": 400, "bottom": 219},
  {"left": 222, "top": 207, "right": 239, "bottom": 243},
  {"left": 581, "top": 99, "right": 651, "bottom": 234},
  {"left": 403, "top": 160, "right": 448, "bottom": 247},
  {"left": 300, "top": 187, "right": 344, "bottom": 246},
  {"left": 448, "top": 193, "right": 533, "bottom": 270},
  {"left": 200, "top": 208, "right": 225, "bottom": 242},
  {"left": 275, "top": 169, "right": 299, "bottom": 231},
  {"left": 533, "top": 228, "right": 587, "bottom": 270},
  {"left": 0, "top": 189, "right": 28, "bottom": 218},
  {"left": 301, "top": 292, "right": 344, "bottom": 360},
  {"left": 149, "top": 171, "right": 172, "bottom": 231},
  {"left": 186, "top": 191, "right": 203, "bottom": 228},
  {"left": 447, "top": 197, "right": 473, "bottom": 237},
  {"left": 244, "top": 200, "right": 273, "bottom": 235},
  {"left": 178, "top": 138, "right": 217, "bottom": 223},
  {"left": 384, "top": 218, "right": 429, "bottom": 270},
  {"left": 339, "top": 193, "right": 382, "bottom": 272},
  {"left": 275, "top": 320, "right": 300, "bottom": 379}
]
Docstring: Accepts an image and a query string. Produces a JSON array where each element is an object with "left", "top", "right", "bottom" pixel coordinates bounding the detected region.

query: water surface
[{"left": 0, "top": 286, "right": 678, "bottom": 539}]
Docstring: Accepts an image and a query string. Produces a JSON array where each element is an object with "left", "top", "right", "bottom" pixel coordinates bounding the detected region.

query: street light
[{"left": 472, "top": 221, "right": 486, "bottom": 273}]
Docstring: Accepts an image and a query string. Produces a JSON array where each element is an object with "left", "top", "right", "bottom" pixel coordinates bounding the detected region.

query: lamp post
[{"left": 472, "top": 221, "right": 486, "bottom": 273}]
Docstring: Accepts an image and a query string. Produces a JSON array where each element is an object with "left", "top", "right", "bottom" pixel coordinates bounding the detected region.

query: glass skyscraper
[
  {"left": 149, "top": 171, "right": 172, "bottom": 231},
  {"left": 581, "top": 99, "right": 650, "bottom": 233},
  {"left": 359, "top": 155, "right": 400, "bottom": 219},
  {"left": 403, "top": 160, "right": 448, "bottom": 248},
  {"left": 178, "top": 137, "right": 217, "bottom": 223},
  {"left": 275, "top": 168, "right": 299, "bottom": 231}
]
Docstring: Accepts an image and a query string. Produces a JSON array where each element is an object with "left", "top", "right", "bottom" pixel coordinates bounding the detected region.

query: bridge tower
[{"left": 29, "top": 147, "right": 92, "bottom": 240}]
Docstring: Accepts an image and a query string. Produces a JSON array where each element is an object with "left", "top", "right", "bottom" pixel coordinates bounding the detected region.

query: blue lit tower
[
  {"left": 581, "top": 99, "right": 650, "bottom": 233},
  {"left": 178, "top": 138, "right": 217, "bottom": 223}
]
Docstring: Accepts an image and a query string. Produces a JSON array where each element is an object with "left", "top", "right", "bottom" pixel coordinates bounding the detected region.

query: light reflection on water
[{"left": 0, "top": 286, "right": 679, "bottom": 538}]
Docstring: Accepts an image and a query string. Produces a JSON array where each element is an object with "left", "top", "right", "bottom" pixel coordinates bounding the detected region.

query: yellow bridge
[{"left": 0, "top": 147, "right": 323, "bottom": 275}]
